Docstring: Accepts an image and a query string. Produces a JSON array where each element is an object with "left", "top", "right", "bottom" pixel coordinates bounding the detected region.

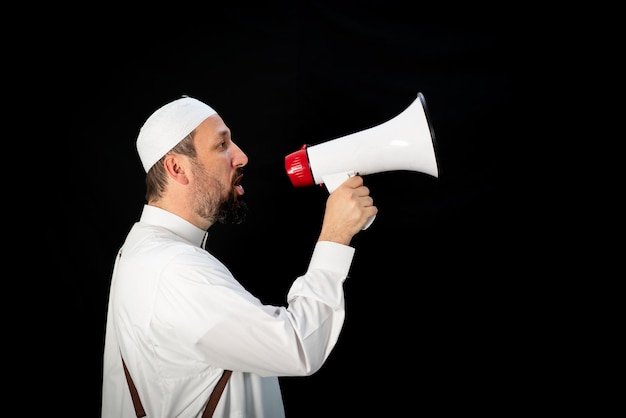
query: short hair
[{"left": 144, "top": 132, "right": 197, "bottom": 203}]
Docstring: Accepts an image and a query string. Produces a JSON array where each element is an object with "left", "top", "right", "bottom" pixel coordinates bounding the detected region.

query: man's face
[{"left": 190, "top": 115, "right": 249, "bottom": 224}]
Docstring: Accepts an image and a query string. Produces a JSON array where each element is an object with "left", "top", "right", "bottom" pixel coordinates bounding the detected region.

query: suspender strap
[
  {"left": 121, "top": 356, "right": 232, "bottom": 418},
  {"left": 122, "top": 357, "right": 146, "bottom": 417},
  {"left": 203, "top": 370, "right": 233, "bottom": 417}
]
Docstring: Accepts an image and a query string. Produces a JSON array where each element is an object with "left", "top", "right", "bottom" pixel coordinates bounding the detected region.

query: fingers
[
  {"left": 345, "top": 176, "right": 374, "bottom": 206},
  {"left": 342, "top": 175, "right": 374, "bottom": 207}
]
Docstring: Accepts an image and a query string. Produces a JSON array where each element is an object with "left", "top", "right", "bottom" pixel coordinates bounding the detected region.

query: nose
[{"left": 233, "top": 142, "right": 249, "bottom": 167}]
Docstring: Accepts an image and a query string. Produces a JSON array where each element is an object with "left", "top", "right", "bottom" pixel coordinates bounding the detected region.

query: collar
[{"left": 139, "top": 204, "right": 207, "bottom": 248}]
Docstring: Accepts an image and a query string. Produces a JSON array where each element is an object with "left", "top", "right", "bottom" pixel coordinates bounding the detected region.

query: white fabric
[
  {"left": 136, "top": 97, "right": 217, "bottom": 172},
  {"left": 101, "top": 205, "right": 354, "bottom": 418}
]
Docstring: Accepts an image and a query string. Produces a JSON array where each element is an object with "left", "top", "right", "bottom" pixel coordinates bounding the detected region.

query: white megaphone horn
[{"left": 284, "top": 92, "right": 439, "bottom": 229}]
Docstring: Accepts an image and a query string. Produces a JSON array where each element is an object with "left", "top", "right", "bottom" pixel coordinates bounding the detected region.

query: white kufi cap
[{"left": 136, "top": 96, "right": 217, "bottom": 172}]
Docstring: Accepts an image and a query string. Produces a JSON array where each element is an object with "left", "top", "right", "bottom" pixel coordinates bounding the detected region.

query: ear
[{"left": 163, "top": 154, "right": 190, "bottom": 185}]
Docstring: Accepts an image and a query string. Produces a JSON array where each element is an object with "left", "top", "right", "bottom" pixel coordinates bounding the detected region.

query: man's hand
[{"left": 318, "top": 175, "right": 377, "bottom": 245}]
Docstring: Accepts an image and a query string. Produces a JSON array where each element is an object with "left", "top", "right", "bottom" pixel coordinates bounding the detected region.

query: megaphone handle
[
  {"left": 322, "top": 172, "right": 375, "bottom": 230},
  {"left": 362, "top": 214, "right": 376, "bottom": 230}
]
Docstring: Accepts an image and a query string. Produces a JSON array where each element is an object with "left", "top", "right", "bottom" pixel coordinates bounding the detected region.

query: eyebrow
[{"left": 216, "top": 128, "right": 230, "bottom": 139}]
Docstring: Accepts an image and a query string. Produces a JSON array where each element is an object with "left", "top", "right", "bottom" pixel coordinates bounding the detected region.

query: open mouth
[{"left": 233, "top": 173, "right": 244, "bottom": 196}]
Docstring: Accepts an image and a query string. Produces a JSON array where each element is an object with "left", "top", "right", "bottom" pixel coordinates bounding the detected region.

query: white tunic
[{"left": 102, "top": 205, "right": 354, "bottom": 417}]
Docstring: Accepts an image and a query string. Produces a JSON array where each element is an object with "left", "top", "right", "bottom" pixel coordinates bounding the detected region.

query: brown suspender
[
  {"left": 122, "top": 358, "right": 146, "bottom": 417},
  {"left": 121, "top": 357, "right": 232, "bottom": 418},
  {"left": 203, "top": 369, "right": 233, "bottom": 417}
]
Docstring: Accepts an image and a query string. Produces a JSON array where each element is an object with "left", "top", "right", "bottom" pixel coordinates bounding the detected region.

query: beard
[
  {"left": 214, "top": 189, "right": 248, "bottom": 225},
  {"left": 192, "top": 162, "right": 248, "bottom": 225}
]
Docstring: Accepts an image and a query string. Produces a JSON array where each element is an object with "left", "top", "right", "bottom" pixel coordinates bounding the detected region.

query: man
[{"left": 101, "top": 95, "right": 377, "bottom": 417}]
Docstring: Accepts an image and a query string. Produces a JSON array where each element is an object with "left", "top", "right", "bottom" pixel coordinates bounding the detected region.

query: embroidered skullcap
[{"left": 136, "top": 96, "right": 217, "bottom": 172}]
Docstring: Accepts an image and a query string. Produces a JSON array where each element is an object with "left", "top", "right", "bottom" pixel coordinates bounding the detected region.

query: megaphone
[{"left": 284, "top": 92, "right": 439, "bottom": 229}]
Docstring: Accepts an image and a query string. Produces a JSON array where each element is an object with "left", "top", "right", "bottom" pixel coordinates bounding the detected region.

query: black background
[{"left": 32, "top": 2, "right": 549, "bottom": 416}]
